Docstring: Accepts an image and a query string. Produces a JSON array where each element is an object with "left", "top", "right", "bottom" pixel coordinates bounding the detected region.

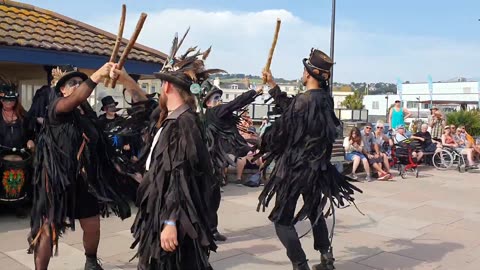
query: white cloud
[{"left": 90, "top": 9, "right": 480, "bottom": 83}]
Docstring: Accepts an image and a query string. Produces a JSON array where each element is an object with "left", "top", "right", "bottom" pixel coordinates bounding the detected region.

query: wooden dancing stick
[
  {"left": 263, "top": 18, "right": 281, "bottom": 84},
  {"left": 111, "top": 12, "right": 148, "bottom": 88},
  {"left": 105, "top": 4, "right": 127, "bottom": 87}
]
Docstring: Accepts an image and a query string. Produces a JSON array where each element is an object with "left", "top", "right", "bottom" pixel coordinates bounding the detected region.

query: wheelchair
[{"left": 432, "top": 146, "right": 467, "bottom": 172}]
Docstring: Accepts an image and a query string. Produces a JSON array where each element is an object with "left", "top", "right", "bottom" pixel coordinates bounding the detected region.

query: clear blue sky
[{"left": 18, "top": 0, "right": 480, "bottom": 82}]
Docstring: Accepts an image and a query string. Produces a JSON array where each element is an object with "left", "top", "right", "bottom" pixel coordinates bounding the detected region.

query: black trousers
[
  {"left": 274, "top": 192, "right": 331, "bottom": 267},
  {"left": 209, "top": 183, "right": 221, "bottom": 233}
]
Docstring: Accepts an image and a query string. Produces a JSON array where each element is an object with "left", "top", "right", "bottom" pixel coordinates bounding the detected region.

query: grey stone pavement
[{"left": 0, "top": 167, "right": 480, "bottom": 270}]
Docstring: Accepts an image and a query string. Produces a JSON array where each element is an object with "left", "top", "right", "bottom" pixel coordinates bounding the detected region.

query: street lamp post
[
  {"left": 416, "top": 96, "right": 420, "bottom": 119},
  {"left": 329, "top": 0, "right": 336, "bottom": 96},
  {"left": 385, "top": 95, "right": 389, "bottom": 119}
]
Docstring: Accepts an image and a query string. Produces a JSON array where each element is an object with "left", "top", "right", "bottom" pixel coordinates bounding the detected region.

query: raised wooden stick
[
  {"left": 263, "top": 18, "right": 281, "bottom": 84},
  {"left": 105, "top": 4, "right": 127, "bottom": 87},
  {"left": 111, "top": 13, "right": 148, "bottom": 88}
]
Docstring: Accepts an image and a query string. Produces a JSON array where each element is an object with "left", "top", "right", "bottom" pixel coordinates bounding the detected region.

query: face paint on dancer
[
  {"left": 60, "top": 76, "right": 83, "bottom": 97},
  {"left": 207, "top": 93, "right": 222, "bottom": 107}
]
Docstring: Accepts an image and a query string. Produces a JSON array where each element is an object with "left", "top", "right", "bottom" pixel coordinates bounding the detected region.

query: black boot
[
  {"left": 293, "top": 261, "right": 311, "bottom": 270},
  {"left": 85, "top": 255, "right": 104, "bottom": 270},
  {"left": 213, "top": 231, "right": 228, "bottom": 242},
  {"left": 312, "top": 252, "right": 335, "bottom": 270}
]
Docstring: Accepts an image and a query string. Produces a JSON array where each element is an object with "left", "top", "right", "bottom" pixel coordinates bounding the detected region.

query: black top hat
[
  {"left": 154, "top": 30, "right": 226, "bottom": 94},
  {"left": 0, "top": 82, "right": 18, "bottom": 100},
  {"left": 201, "top": 80, "right": 223, "bottom": 108},
  {"left": 53, "top": 65, "right": 88, "bottom": 93},
  {"left": 101, "top": 96, "right": 119, "bottom": 111},
  {"left": 302, "top": 48, "right": 334, "bottom": 82}
]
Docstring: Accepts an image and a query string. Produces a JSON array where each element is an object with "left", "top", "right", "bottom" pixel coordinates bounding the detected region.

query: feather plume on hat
[
  {"left": 51, "top": 67, "right": 67, "bottom": 87},
  {"left": 155, "top": 28, "right": 226, "bottom": 93}
]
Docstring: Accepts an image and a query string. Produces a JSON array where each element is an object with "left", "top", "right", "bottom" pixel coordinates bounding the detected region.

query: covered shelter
[{"left": 0, "top": 0, "right": 166, "bottom": 110}]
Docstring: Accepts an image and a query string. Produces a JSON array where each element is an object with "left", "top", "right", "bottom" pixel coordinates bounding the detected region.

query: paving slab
[{"left": 0, "top": 168, "right": 478, "bottom": 269}]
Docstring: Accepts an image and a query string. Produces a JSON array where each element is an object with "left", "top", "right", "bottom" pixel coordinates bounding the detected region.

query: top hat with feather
[
  {"left": 51, "top": 65, "right": 88, "bottom": 93},
  {"left": 154, "top": 28, "right": 226, "bottom": 94}
]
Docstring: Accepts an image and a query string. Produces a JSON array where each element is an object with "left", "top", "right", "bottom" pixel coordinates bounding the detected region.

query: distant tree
[{"left": 341, "top": 91, "right": 364, "bottom": 109}]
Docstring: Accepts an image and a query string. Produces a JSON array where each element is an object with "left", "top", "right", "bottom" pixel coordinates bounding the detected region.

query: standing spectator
[
  {"left": 343, "top": 127, "right": 372, "bottom": 181},
  {"left": 389, "top": 100, "right": 411, "bottom": 131},
  {"left": 428, "top": 107, "right": 445, "bottom": 140},
  {"left": 259, "top": 116, "right": 271, "bottom": 136}
]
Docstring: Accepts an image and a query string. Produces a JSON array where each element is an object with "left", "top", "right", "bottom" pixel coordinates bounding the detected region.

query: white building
[{"left": 364, "top": 80, "right": 480, "bottom": 123}]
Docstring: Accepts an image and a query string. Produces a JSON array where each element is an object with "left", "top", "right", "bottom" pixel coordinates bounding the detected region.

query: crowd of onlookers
[{"left": 343, "top": 106, "right": 480, "bottom": 182}]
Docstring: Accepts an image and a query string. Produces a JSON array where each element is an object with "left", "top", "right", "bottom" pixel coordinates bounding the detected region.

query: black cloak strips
[
  {"left": 28, "top": 99, "right": 131, "bottom": 254},
  {"left": 131, "top": 104, "right": 216, "bottom": 270},
  {"left": 204, "top": 90, "right": 257, "bottom": 173},
  {"left": 257, "top": 85, "right": 362, "bottom": 225}
]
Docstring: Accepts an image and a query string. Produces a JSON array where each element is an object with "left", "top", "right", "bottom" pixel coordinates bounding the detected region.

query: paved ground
[{"left": 0, "top": 167, "right": 479, "bottom": 270}]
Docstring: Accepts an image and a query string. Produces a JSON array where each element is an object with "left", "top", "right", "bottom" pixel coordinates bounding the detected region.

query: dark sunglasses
[
  {"left": 365, "top": 127, "right": 372, "bottom": 130},
  {"left": 66, "top": 79, "right": 83, "bottom": 87},
  {"left": 377, "top": 126, "right": 384, "bottom": 129},
  {"left": 0, "top": 98, "right": 16, "bottom": 102}
]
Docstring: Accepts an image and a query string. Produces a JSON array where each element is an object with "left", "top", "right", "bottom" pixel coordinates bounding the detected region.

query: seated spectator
[
  {"left": 236, "top": 127, "right": 263, "bottom": 185},
  {"left": 361, "top": 123, "right": 391, "bottom": 180},
  {"left": 343, "top": 127, "right": 372, "bottom": 181},
  {"left": 238, "top": 110, "right": 253, "bottom": 137},
  {"left": 413, "top": 123, "right": 442, "bottom": 153},
  {"left": 373, "top": 121, "right": 394, "bottom": 177},
  {"left": 452, "top": 127, "right": 477, "bottom": 168},
  {"left": 394, "top": 124, "right": 424, "bottom": 162},
  {"left": 460, "top": 126, "right": 480, "bottom": 160}
]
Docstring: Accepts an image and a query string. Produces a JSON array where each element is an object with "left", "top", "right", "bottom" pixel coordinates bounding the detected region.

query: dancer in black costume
[
  {"left": 97, "top": 95, "right": 140, "bottom": 201},
  {"left": 111, "top": 32, "right": 222, "bottom": 270},
  {"left": 257, "top": 49, "right": 361, "bottom": 270},
  {"left": 0, "top": 80, "right": 35, "bottom": 152},
  {"left": 201, "top": 80, "right": 262, "bottom": 241},
  {"left": 29, "top": 64, "right": 131, "bottom": 270}
]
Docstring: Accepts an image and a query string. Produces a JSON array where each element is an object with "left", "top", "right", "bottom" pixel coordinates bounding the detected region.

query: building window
[
  {"left": 225, "top": 94, "right": 230, "bottom": 99},
  {"left": 463, "top": 87, "right": 472, "bottom": 93},
  {"left": 151, "top": 86, "right": 156, "bottom": 93},
  {"left": 141, "top": 83, "right": 148, "bottom": 90},
  {"left": 372, "top": 101, "right": 379, "bottom": 109},
  {"left": 231, "top": 84, "right": 238, "bottom": 90},
  {"left": 406, "top": 101, "right": 418, "bottom": 109}
]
